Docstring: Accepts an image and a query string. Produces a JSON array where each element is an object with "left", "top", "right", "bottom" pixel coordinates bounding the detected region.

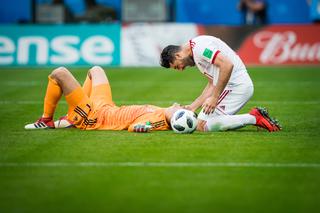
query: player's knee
[
  {"left": 90, "top": 66, "right": 105, "bottom": 73},
  {"left": 50, "top": 66, "right": 70, "bottom": 81},
  {"left": 89, "top": 66, "right": 105, "bottom": 76},
  {"left": 90, "top": 66, "right": 107, "bottom": 80},
  {"left": 249, "top": 85, "right": 254, "bottom": 98}
]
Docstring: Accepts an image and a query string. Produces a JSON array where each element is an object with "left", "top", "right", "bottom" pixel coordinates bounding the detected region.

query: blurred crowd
[
  {"left": 2, "top": 0, "right": 318, "bottom": 25},
  {"left": 38, "top": 0, "right": 117, "bottom": 23},
  {"left": 238, "top": 0, "right": 267, "bottom": 25}
]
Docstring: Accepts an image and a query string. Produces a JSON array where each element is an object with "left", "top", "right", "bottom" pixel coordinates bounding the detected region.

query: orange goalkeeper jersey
[
  {"left": 82, "top": 104, "right": 170, "bottom": 132},
  {"left": 66, "top": 84, "right": 170, "bottom": 132}
]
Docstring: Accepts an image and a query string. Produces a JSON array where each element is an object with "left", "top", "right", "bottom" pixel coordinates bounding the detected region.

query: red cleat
[
  {"left": 249, "top": 107, "right": 281, "bottom": 132},
  {"left": 24, "top": 117, "right": 55, "bottom": 130}
]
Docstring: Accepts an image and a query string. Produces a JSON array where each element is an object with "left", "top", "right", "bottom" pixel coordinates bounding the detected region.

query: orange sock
[{"left": 43, "top": 76, "right": 62, "bottom": 118}]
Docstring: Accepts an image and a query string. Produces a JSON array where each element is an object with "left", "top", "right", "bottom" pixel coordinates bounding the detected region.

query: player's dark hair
[{"left": 160, "top": 45, "right": 181, "bottom": 68}]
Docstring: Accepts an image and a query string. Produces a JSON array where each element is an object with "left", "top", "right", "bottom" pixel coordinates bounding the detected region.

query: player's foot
[
  {"left": 54, "top": 116, "right": 74, "bottom": 128},
  {"left": 249, "top": 107, "right": 281, "bottom": 132},
  {"left": 24, "top": 117, "right": 55, "bottom": 130}
]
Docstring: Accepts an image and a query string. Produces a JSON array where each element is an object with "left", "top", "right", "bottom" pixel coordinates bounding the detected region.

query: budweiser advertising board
[{"left": 237, "top": 25, "right": 320, "bottom": 65}]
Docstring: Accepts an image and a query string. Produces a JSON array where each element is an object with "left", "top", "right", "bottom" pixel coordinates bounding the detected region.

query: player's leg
[
  {"left": 25, "top": 67, "right": 84, "bottom": 129},
  {"left": 77, "top": 65, "right": 109, "bottom": 96},
  {"left": 198, "top": 82, "right": 281, "bottom": 132},
  {"left": 89, "top": 65, "right": 110, "bottom": 86},
  {"left": 82, "top": 72, "right": 92, "bottom": 97},
  {"left": 89, "top": 66, "right": 115, "bottom": 107},
  {"left": 202, "top": 114, "right": 256, "bottom": 131},
  {"left": 64, "top": 68, "right": 92, "bottom": 120},
  {"left": 52, "top": 67, "right": 95, "bottom": 129},
  {"left": 60, "top": 66, "right": 102, "bottom": 118},
  {"left": 197, "top": 80, "right": 256, "bottom": 132},
  {"left": 203, "top": 107, "right": 281, "bottom": 132},
  {"left": 55, "top": 66, "right": 111, "bottom": 128}
]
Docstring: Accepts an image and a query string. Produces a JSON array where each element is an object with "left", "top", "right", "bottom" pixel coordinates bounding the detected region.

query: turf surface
[{"left": 0, "top": 66, "right": 320, "bottom": 213}]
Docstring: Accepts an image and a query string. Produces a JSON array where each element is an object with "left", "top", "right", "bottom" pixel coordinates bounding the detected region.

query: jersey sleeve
[
  {"left": 194, "top": 43, "right": 221, "bottom": 64},
  {"left": 128, "top": 115, "right": 149, "bottom": 132},
  {"left": 128, "top": 109, "right": 170, "bottom": 132}
]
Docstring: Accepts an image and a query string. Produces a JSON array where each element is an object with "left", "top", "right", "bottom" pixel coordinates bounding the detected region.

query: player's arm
[
  {"left": 128, "top": 114, "right": 154, "bottom": 133},
  {"left": 202, "top": 53, "right": 234, "bottom": 114},
  {"left": 128, "top": 121, "right": 152, "bottom": 133},
  {"left": 185, "top": 78, "right": 214, "bottom": 112}
]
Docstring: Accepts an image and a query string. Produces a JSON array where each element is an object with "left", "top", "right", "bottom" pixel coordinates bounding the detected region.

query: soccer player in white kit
[{"left": 160, "top": 35, "right": 281, "bottom": 132}]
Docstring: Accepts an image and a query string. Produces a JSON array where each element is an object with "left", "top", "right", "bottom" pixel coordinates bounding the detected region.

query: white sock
[{"left": 205, "top": 114, "right": 256, "bottom": 132}]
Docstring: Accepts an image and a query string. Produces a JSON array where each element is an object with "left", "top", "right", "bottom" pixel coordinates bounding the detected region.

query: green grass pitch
[{"left": 0, "top": 66, "right": 320, "bottom": 213}]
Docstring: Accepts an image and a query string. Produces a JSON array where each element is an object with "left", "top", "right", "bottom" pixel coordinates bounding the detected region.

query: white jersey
[{"left": 190, "top": 35, "right": 247, "bottom": 86}]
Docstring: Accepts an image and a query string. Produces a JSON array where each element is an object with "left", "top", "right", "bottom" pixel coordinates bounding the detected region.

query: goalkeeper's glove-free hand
[{"left": 133, "top": 122, "right": 153, "bottom": 133}]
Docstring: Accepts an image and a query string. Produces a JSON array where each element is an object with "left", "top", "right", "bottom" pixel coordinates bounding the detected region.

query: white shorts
[{"left": 198, "top": 72, "right": 254, "bottom": 121}]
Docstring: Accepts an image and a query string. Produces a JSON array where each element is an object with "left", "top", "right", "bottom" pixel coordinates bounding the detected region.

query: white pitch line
[{"left": 0, "top": 162, "right": 320, "bottom": 168}]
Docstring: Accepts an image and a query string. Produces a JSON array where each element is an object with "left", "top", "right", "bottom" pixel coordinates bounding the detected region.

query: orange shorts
[
  {"left": 90, "top": 83, "right": 115, "bottom": 109},
  {"left": 66, "top": 83, "right": 114, "bottom": 129}
]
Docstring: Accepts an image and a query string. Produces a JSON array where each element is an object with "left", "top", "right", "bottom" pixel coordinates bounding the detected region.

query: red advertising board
[{"left": 237, "top": 25, "right": 320, "bottom": 65}]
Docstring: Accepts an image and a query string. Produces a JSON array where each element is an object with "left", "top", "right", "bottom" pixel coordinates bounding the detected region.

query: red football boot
[
  {"left": 249, "top": 107, "right": 281, "bottom": 132},
  {"left": 24, "top": 117, "right": 55, "bottom": 130}
]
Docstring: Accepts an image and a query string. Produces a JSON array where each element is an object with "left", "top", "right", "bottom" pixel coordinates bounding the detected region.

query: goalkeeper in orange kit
[{"left": 24, "top": 66, "right": 183, "bottom": 133}]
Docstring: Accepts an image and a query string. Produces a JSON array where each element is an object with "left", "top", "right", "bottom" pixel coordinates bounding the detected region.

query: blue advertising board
[
  {"left": 0, "top": 24, "right": 120, "bottom": 66},
  {"left": 175, "top": 0, "right": 242, "bottom": 25},
  {"left": 175, "top": 0, "right": 311, "bottom": 25}
]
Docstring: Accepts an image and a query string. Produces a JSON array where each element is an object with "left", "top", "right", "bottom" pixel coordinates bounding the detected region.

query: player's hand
[
  {"left": 183, "top": 104, "right": 199, "bottom": 112},
  {"left": 202, "top": 96, "right": 218, "bottom": 114},
  {"left": 183, "top": 105, "right": 193, "bottom": 111},
  {"left": 133, "top": 123, "right": 153, "bottom": 133}
]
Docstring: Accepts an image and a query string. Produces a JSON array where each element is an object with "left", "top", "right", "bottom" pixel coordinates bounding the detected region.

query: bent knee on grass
[
  {"left": 50, "top": 67, "right": 71, "bottom": 81},
  {"left": 89, "top": 66, "right": 110, "bottom": 86},
  {"left": 50, "top": 67, "right": 81, "bottom": 95}
]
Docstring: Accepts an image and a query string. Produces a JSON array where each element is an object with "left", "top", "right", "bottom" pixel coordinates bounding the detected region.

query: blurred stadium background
[
  {"left": 0, "top": 0, "right": 319, "bottom": 67},
  {"left": 0, "top": 1, "right": 320, "bottom": 213}
]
